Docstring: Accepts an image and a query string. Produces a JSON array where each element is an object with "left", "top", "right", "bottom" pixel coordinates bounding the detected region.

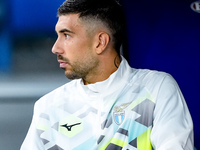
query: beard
[{"left": 57, "top": 54, "right": 99, "bottom": 80}]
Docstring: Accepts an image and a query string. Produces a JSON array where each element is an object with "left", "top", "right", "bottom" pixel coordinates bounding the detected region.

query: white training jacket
[{"left": 21, "top": 56, "right": 193, "bottom": 150}]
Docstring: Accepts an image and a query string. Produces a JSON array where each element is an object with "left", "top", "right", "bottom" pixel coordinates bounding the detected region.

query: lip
[{"left": 58, "top": 60, "right": 68, "bottom": 68}]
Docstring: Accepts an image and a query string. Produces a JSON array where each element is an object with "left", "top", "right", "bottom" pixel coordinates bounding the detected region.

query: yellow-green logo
[{"left": 59, "top": 115, "right": 83, "bottom": 138}]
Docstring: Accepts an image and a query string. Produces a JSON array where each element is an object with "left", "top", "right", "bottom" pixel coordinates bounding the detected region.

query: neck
[{"left": 83, "top": 54, "right": 121, "bottom": 85}]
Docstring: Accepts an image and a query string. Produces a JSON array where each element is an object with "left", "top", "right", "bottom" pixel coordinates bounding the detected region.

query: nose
[{"left": 52, "top": 38, "right": 63, "bottom": 55}]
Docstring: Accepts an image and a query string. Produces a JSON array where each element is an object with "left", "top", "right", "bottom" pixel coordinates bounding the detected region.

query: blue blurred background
[{"left": 0, "top": 0, "right": 199, "bottom": 149}]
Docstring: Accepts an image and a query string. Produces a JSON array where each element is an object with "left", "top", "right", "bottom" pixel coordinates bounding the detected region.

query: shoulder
[
  {"left": 129, "top": 68, "right": 178, "bottom": 98},
  {"left": 34, "top": 79, "right": 79, "bottom": 109},
  {"left": 121, "top": 58, "right": 173, "bottom": 87},
  {"left": 131, "top": 68, "right": 174, "bottom": 86}
]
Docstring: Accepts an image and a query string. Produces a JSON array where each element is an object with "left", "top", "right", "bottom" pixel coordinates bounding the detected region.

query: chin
[{"left": 64, "top": 71, "right": 79, "bottom": 80}]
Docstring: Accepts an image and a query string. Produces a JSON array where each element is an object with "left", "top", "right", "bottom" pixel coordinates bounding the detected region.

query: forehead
[{"left": 55, "top": 14, "right": 84, "bottom": 32}]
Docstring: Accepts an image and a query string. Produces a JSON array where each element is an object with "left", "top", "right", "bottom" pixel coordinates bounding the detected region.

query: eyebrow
[{"left": 58, "top": 28, "right": 75, "bottom": 34}]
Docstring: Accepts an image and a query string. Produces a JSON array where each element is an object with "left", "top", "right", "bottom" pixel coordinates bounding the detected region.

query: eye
[{"left": 64, "top": 33, "right": 70, "bottom": 39}]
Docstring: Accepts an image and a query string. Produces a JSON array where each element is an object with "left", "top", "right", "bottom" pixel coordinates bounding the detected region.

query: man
[{"left": 21, "top": 0, "right": 194, "bottom": 149}]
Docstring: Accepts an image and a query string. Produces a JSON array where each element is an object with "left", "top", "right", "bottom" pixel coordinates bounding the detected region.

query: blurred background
[{"left": 0, "top": 0, "right": 199, "bottom": 149}]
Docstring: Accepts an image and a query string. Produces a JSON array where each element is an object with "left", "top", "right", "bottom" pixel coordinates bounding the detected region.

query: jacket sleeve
[
  {"left": 150, "top": 74, "right": 194, "bottom": 150},
  {"left": 20, "top": 100, "right": 45, "bottom": 150}
]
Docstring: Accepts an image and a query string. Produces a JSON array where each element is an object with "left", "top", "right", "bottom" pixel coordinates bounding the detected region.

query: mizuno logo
[{"left": 61, "top": 123, "right": 81, "bottom": 131}]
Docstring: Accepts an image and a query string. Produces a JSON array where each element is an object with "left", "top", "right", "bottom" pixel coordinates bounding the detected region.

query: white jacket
[{"left": 21, "top": 56, "right": 193, "bottom": 150}]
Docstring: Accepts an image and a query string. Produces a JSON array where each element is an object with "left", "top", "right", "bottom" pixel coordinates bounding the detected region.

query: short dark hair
[{"left": 57, "top": 0, "right": 126, "bottom": 54}]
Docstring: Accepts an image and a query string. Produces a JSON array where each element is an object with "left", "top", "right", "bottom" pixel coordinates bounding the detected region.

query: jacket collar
[{"left": 78, "top": 56, "right": 132, "bottom": 96}]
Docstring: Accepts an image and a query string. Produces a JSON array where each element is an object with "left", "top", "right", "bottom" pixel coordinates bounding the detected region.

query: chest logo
[
  {"left": 59, "top": 115, "right": 83, "bottom": 138},
  {"left": 61, "top": 123, "right": 81, "bottom": 131},
  {"left": 113, "top": 102, "right": 131, "bottom": 125}
]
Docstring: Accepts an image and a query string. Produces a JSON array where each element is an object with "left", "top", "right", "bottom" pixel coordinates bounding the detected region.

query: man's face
[{"left": 52, "top": 14, "right": 99, "bottom": 80}]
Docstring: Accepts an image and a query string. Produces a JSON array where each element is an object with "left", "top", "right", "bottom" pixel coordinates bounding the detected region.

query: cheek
[{"left": 64, "top": 37, "right": 93, "bottom": 58}]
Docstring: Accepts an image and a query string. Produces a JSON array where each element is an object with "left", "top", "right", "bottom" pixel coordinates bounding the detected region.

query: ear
[{"left": 95, "top": 32, "right": 110, "bottom": 55}]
